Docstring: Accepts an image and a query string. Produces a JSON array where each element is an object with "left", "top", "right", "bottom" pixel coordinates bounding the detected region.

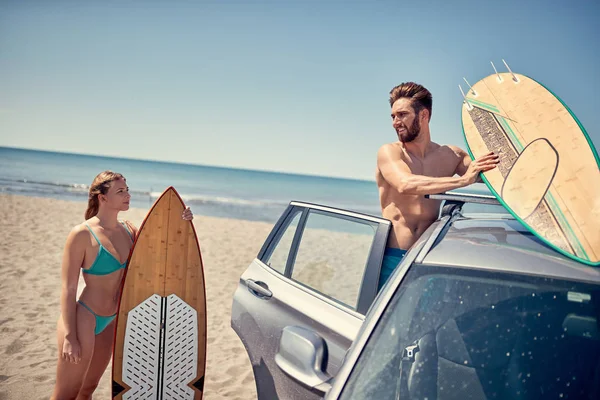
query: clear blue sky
[{"left": 1, "top": 0, "right": 598, "bottom": 181}]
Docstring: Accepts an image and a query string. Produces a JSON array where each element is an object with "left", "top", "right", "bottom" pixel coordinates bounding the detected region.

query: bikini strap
[
  {"left": 121, "top": 221, "right": 134, "bottom": 241},
  {"left": 85, "top": 223, "right": 102, "bottom": 245},
  {"left": 77, "top": 300, "right": 98, "bottom": 317}
]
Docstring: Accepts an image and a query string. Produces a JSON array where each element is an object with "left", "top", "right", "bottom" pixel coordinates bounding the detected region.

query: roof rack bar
[
  {"left": 414, "top": 192, "right": 503, "bottom": 263},
  {"left": 426, "top": 191, "right": 501, "bottom": 205}
]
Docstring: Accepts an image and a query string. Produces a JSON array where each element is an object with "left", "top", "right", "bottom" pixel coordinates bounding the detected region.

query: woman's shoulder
[
  {"left": 119, "top": 219, "right": 136, "bottom": 228},
  {"left": 64, "top": 221, "right": 93, "bottom": 246},
  {"left": 72, "top": 220, "right": 92, "bottom": 233},
  {"left": 120, "top": 219, "right": 138, "bottom": 235}
]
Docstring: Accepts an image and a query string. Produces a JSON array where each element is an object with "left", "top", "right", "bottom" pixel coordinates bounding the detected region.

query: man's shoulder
[
  {"left": 377, "top": 142, "right": 405, "bottom": 167},
  {"left": 377, "top": 142, "right": 402, "bottom": 156},
  {"left": 378, "top": 141, "right": 400, "bottom": 150},
  {"left": 445, "top": 143, "right": 465, "bottom": 153}
]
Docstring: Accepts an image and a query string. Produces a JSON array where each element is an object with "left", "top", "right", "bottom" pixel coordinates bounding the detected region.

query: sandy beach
[{"left": 0, "top": 193, "right": 267, "bottom": 400}]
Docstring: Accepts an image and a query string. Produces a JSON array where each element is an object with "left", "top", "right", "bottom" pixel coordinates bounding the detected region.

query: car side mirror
[{"left": 275, "top": 326, "right": 333, "bottom": 396}]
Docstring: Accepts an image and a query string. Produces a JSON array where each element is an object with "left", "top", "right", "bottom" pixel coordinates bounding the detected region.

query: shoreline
[{"left": 0, "top": 189, "right": 290, "bottom": 225}]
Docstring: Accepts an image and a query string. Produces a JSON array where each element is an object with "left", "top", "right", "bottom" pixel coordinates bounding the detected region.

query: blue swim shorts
[{"left": 378, "top": 247, "right": 407, "bottom": 291}]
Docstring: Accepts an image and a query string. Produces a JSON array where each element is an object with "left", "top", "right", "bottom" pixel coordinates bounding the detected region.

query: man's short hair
[{"left": 389, "top": 82, "right": 433, "bottom": 120}]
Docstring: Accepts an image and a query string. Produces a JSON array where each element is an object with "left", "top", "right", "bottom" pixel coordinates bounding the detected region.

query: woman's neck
[{"left": 94, "top": 208, "right": 120, "bottom": 229}]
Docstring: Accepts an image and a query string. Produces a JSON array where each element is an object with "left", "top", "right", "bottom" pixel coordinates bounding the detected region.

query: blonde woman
[{"left": 51, "top": 171, "right": 193, "bottom": 399}]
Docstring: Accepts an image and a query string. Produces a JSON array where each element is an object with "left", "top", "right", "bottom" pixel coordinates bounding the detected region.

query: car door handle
[{"left": 246, "top": 279, "right": 273, "bottom": 299}]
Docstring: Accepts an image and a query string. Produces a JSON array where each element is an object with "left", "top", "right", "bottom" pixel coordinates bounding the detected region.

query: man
[{"left": 375, "top": 82, "right": 499, "bottom": 289}]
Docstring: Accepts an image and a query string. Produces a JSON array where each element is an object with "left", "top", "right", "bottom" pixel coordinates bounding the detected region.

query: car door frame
[{"left": 257, "top": 201, "right": 392, "bottom": 314}]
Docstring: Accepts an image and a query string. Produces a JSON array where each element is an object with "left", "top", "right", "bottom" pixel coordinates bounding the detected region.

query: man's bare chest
[{"left": 405, "top": 155, "right": 458, "bottom": 178}]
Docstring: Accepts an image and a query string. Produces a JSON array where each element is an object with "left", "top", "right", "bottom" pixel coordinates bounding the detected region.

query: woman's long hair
[{"left": 85, "top": 171, "right": 125, "bottom": 220}]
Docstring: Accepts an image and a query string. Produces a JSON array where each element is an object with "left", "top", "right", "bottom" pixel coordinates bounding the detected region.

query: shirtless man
[{"left": 375, "top": 82, "right": 500, "bottom": 289}]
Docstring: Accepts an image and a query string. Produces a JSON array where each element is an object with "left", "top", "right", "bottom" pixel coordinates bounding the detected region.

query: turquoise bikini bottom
[{"left": 78, "top": 300, "right": 116, "bottom": 335}]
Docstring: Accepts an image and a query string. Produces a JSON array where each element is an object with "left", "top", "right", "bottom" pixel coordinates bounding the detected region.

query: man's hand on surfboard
[
  {"left": 182, "top": 206, "right": 193, "bottom": 221},
  {"left": 464, "top": 151, "right": 500, "bottom": 185}
]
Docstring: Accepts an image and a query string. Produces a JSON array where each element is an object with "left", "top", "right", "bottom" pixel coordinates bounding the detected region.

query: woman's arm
[{"left": 60, "top": 225, "right": 87, "bottom": 363}]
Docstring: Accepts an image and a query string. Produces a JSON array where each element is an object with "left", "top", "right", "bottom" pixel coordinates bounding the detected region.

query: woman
[{"left": 51, "top": 171, "right": 193, "bottom": 400}]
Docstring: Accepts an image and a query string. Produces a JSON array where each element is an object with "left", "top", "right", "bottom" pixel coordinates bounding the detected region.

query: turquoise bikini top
[{"left": 82, "top": 221, "right": 134, "bottom": 275}]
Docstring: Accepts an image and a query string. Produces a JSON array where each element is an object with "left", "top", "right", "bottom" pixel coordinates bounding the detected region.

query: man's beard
[{"left": 398, "top": 117, "right": 420, "bottom": 143}]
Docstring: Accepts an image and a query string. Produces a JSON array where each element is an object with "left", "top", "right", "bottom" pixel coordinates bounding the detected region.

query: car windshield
[{"left": 339, "top": 264, "right": 600, "bottom": 400}]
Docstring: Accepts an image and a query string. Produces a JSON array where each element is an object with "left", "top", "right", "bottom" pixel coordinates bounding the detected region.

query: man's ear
[{"left": 420, "top": 108, "right": 430, "bottom": 123}]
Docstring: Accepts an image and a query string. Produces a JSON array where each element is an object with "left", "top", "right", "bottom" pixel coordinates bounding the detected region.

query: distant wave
[
  {"left": 1, "top": 178, "right": 90, "bottom": 190},
  {"left": 0, "top": 178, "right": 151, "bottom": 197},
  {"left": 157, "top": 192, "right": 379, "bottom": 214},
  {"left": 0, "top": 178, "right": 291, "bottom": 209},
  {"left": 148, "top": 191, "right": 290, "bottom": 208},
  {"left": 0, "top": 177, "right": 383, "bottom": 218}
]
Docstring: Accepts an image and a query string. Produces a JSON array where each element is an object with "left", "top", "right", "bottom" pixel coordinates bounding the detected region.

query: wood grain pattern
[
  {"left": 462, "top": 72, "right": 600, "bottom": 265},
  {"left": 163, "top": 189, "right": 206, "bottom": 399},
  {"left": 112, "top": 187, "right": 207, "bottom": 399}
]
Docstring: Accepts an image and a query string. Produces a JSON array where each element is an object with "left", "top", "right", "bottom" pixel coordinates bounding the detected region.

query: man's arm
[
  {"left": 449, "top": 145, "right": 484, "bottom": 183},
  {"left": 377, "top": 145, "right": 470, "bottom": 195}
]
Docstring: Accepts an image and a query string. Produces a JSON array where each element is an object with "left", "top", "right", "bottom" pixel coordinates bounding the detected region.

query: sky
[{"left": 1, "top": 0, "right": 598, "bottom": 181}]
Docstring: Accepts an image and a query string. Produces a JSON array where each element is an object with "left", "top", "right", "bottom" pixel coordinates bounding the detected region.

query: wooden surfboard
[
  {"left": 461, "top": 68, "right": 600, "bottom": 266},
  {"left": 112, "top": 186, "right": 207, "bottom": 399}
]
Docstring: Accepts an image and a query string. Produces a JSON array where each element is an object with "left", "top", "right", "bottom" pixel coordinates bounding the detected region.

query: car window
[
  {"left": 339, "top": 265, "right": 600, "bottom": 400},
  {"left": 290, "top": 209, "right": 378, "bottom": 310},
  {"left": 264, "top": 210, "right": 302, "bottom": 274}
]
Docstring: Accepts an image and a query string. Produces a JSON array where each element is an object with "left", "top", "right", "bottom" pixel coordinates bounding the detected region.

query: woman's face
[{"left": 100, "top": 178, "right": 131, "bottom": 212}]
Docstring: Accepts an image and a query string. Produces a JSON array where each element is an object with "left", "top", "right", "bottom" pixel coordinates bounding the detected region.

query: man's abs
[{"left": 381, "top": 195, "right": 440, "bottom": 249}]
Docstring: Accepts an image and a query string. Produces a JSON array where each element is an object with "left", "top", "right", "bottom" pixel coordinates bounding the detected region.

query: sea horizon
[
  {"left": 0, "top": 145, "right": 375, "bottom": 184},
  {"left": 0, "top": 145, "right": 497, "bottom": 224},
  {"left": 0, "top": 146, "right": 387, "bottom": 223}
]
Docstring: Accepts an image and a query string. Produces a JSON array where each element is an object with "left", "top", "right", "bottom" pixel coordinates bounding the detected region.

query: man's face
[{"left": 391, "top": 98, "right": 421, "bottom": 143}]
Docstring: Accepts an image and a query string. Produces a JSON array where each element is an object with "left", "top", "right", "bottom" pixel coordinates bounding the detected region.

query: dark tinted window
[{"left": 340, "top": 265, "right": 600, "bottom": 400}]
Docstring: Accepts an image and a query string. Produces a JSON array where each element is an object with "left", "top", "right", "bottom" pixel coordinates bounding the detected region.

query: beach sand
[
  {"left": 0, "top": 193, "right": 266, "bottom": 400},
  {"left": 0, "top": 194, "right": 375, "bottom": 399}
]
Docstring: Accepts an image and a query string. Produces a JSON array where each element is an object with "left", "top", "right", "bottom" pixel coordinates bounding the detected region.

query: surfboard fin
[
  {"left": 463, "top": 77, "right": 477, "bottom": 96},
  {"left": 458, "top": 84, "right": 473, "bottom": 110},
  {"left": 490, "top": 61, "right": 502, "bottom": 82},
  {"left": 502, "top": 59, "right": 520, "bottom": 83}
]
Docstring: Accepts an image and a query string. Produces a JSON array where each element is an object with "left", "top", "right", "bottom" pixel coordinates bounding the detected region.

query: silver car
[{"left": 231, "top": 192, "right": 600, "bottom": 399}]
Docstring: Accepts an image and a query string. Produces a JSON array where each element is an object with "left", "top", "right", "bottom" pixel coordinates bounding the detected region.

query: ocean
[{"left": 0, "top": 146, "right": 498, "bottom": 223}]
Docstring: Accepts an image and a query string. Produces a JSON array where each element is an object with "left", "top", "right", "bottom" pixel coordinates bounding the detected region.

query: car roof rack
[
  {"left": 426, "top": 191, "right": 500, "bottom": 204},
  {"left": 414, "top": 192, "right": 503, "bottom": 263},
  {"left": 425, "top": 191, "right": 501, "bottom": 217}
]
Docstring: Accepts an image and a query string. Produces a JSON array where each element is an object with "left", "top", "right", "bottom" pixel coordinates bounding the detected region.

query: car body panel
[
  {"left": 423, "top": 216, "right": 600, "bottom": 283},
  {"left": 231, "top": 259, "right": 362, "bottom": 399},
  {"left": 231, "top": 202, "right": 392, "bottom": 399},
  {"left": 325, "top": 213, "right": 600, "bottom": 399}
]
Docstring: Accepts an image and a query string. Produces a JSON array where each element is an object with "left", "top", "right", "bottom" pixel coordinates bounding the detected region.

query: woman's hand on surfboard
[
  {"left": 182, "top": 206, "right": 193, "bottom": 221},
  {"left": 464, "top": 152, "right": 500, "bottom": 185},
  {"left": 62, "top": 336, "right": 81, "bottom": 364}
]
